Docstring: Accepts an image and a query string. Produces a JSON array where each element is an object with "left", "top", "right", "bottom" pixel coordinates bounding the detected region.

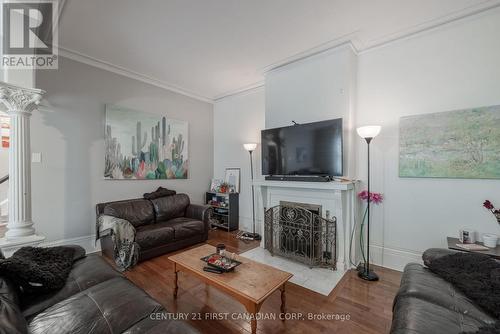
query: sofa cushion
[
  {"left": 136, "top": 222, "right": 175, "bottom": 250},
  {"left": 151, "top": 194, "right": 190, "bottom": 222},
  {"left": 168, "top": 217, "right": 205, "bottom": 240},
  {"left": 396, "top": 263, "right": 496, "bottom": 324},
  {"left": 22, "top": 254, "right": 122, "bottom": 321},
  {"left": 103, "top": 199, "right": 155, "bottom": 227},
  {"left": 0, "top": 277, "right": 28, "bottom": 334},
  {"left": 0, "top": 275, "right": 20, "bottom": 306},
  {"left": 28, "top": 277, "right": 163, "bottom": 334},
  {"left": 391, "top": 296, "right": 486, "bottom": 334},
  {"left": 422, "top": 248, "right": 460, "bottom": 267}
]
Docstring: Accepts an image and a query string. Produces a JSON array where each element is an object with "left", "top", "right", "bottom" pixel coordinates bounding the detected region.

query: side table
[{"left": 447, "top": 237, "right": 500, "bottom": 260}]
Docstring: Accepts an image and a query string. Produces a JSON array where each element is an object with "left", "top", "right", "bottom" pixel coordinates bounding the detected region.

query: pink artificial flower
[
  {"left": 483, "top": 200, "right": 495, "bottom": 210},
  {"left": 357, "top": 190, "right": 369, "bottom": 201},
  {"left": 358, "top": 190, "right": 384, "bottom": 204},
  {"left": 371, "top": 192, "right": 384, "bottom": 204}
]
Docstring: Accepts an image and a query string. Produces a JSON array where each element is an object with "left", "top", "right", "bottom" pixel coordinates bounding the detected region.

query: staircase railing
[{"left": 0, "top": 174, "right": 8, "bottom": 225}]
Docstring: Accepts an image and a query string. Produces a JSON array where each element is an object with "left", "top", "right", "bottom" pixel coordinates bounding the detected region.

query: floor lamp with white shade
[
  {"left": 356, "top": 125, "right": 381, "bottom": 281},
  {"left": 242, "top": 143, "right": 261, "bottom": 241}
]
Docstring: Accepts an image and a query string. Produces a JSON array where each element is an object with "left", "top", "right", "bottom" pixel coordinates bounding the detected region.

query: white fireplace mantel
[
  {"left": 253, "top": 180, "right": 354, "bottom": 191},
  {"left": 253, "top": 179, "right": 358, "bottom": 272}
]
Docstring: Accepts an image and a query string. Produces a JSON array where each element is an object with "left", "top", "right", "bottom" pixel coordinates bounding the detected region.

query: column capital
[{"left": 0, "top": 81, "right": 45, "bottom": 114}]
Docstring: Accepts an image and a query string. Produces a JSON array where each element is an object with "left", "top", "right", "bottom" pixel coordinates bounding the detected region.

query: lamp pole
[
  {"left": 365, "top": 137, "right": 373, "bottom": 276},
  {"left": 243, "top": 143, "right": 261, "bottom": 241},
  {"left": 356, "top": 126, "right": 381, "bottom": 282},
  {"left": 249, "top": 150, "right": 256, "bottom": 236}
]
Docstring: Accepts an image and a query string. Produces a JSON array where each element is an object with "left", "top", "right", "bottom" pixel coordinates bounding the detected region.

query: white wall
[
  {"left": 213, "top": 87, "right": 265, "bottom": 232},
  {"left": 214, "top": 7, "right": 500, "bottom": 271},
  {"left": 356, "top": 7, "right": 500, "bottom": 270},
  {"left": 265, "top": 45, "right": 357, "bottom": 177},
  {"left": 33, "top": 57, "right": 213, "bottom": 245}
]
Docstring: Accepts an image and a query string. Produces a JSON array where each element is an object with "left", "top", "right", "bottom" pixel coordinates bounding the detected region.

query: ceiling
[{"left": 58, "top": 0, "right": 499, "bottom": 101}]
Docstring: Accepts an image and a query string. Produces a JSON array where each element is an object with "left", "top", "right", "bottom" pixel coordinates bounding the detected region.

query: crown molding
[
  {"left": 360, "top": 0, "right": 500, "bottom": 53},
  {"left": 259, "top": 0, "right": 500, "bottom": 73},
  {"left": 58, "top": 47, "right": 214, "bottom": 103},
  {"left": 56, "top": 0, "right": 500, "bottom": 103},
  {"left": 214, "top": 81, "right": 265, "bottom": 101},
  {"left": 259, "top": 34, "right": 360, "bottom": 75}
]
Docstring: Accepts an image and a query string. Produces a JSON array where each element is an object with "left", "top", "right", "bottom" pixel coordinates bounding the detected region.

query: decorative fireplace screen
[{"left": 264, "top": 205, "right": 337, "bottom": 270}]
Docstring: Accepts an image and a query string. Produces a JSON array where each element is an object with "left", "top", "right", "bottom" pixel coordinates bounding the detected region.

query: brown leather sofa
[
  {"left": 1, "top": 246, "right": 200, "bottom": 334},
  {"left": 390, "top": 248, "right": 497, "bottom": 334},
  {"left": 96, "top": 193, "right": 212, "bottom": 261}
]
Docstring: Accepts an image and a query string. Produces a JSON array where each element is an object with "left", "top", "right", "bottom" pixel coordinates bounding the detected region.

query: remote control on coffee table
[{"left": 203, "top": 266, "right": 223, "bottom": 274}]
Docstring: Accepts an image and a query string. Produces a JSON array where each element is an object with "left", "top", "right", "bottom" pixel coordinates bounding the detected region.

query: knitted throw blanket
[
  {"left": 427, "top": 252, "right": 500, "bottom": 334},
  {"left": 96, "top": 214, "right": 139, "bottom": 271},
  {"left": 143, "top": 186, "right": 176, "bottom": 200},
  {"left": 0, "top": 246, "right": 75, "bottom": 295}
]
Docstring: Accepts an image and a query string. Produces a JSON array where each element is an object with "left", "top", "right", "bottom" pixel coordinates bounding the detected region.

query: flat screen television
[{"left": 261, "top": 118, "right": 343, "bottom": 177}]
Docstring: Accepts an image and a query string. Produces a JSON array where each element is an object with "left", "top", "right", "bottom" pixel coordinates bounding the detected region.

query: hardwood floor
[{"left": 124, "top": 229, "right": 402, "bottom": 334}]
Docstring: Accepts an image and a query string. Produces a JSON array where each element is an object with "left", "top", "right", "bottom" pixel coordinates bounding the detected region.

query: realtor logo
[{"left": 1, "top": 0, "right": 58, "bottom": 69}]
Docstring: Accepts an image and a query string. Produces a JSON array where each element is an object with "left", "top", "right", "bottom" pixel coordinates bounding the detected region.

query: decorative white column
[{"left": 0, "top": 82, "right": 45, "bottom": 256}]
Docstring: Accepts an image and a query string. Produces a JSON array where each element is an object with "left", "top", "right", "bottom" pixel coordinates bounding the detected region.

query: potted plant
[
  {"left": 218, "top": 182, "right": 231, "bottom": 193},
  {"left": 483, "top": 200, "right": 500, "bottom": 224}
]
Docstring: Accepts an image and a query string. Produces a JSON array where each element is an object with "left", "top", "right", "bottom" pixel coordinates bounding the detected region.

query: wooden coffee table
[{"left": 168, "top": 244, "right": 293, "bottom": 334}]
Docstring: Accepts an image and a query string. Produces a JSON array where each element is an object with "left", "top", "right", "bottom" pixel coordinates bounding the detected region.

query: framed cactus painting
[{"left": 104, "top": 105, "right": 188, "bottom": 180}]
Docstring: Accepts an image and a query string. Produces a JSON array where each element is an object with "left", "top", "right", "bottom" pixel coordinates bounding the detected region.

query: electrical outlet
[{"left": 32, "top": 152, "right": 42, "bottom": 163}]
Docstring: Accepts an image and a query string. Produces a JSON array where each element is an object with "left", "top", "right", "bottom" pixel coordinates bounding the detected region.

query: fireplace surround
[{"left": 254, "top": 179, "right": 357, "bottom": 272}]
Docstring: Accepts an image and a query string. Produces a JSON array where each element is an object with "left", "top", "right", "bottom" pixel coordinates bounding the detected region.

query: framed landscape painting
[
  {"left": 399, "top": 105, "right": 500, "bottom": 179},
  {"left": 105, "top": 105, "right": 188, "bottom": 180}
]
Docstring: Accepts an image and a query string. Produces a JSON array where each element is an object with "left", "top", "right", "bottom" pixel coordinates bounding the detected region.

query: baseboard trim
[
  {"left": 42, "top": 235, "right": 101, "bottom": 254},
  {"left": 369, "top": 244, "right": 422, "bottom": 272},
  {"left": 237, "top": 216, "right": 263, "bottom": 235},
  {"left": 40, "top": 234, "right": 423, "bottom": 271}
]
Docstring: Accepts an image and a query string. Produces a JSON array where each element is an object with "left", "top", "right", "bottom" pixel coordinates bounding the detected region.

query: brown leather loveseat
[{"left": 96, "top": 193, "right": 211, "bottom": 261}]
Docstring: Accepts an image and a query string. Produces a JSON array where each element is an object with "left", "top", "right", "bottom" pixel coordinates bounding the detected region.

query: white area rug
[{"left": 240, "top": 247, "right": 345, "bottom": 296}]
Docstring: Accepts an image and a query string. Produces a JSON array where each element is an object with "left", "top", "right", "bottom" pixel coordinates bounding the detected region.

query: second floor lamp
[
  {"left": 242, "top": 143, "right": 261, "bottom": 241},
  {"left": 356, "top": 125, "right": 381, "bottom": 281}
]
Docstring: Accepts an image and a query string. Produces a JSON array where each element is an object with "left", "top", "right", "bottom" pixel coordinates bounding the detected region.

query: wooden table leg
[
  {"left": 173, "top": 263, "right": 178, "bottom": 299},
  {"left": 280, "top": 283, "right": 286, "bottom": 320},
  {"left": 245, "top": 302, "right": 261, "bottom": 334}
]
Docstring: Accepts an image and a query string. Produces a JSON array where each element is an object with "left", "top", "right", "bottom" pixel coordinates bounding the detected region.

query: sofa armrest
[
  {"left": 185, "top": 204, "right": 212, "bottom": 223},
  {"left": 422, "top": 248, "right": 460, "bottom": 267},
  {"left": 185, "top": 204, "right": 212, "bottom": 238}
]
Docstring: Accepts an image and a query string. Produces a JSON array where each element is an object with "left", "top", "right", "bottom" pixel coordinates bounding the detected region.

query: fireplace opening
[
  {"left": 279, "top": 201, "right": 322, "bottom": 259},
  {"left": 279, "top": 201, "right": 321, "bottom": 216}
]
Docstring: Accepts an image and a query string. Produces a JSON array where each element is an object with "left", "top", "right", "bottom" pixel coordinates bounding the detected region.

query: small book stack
[{"left": 455, "top": 243, "right": 490, "bottom": 251}]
